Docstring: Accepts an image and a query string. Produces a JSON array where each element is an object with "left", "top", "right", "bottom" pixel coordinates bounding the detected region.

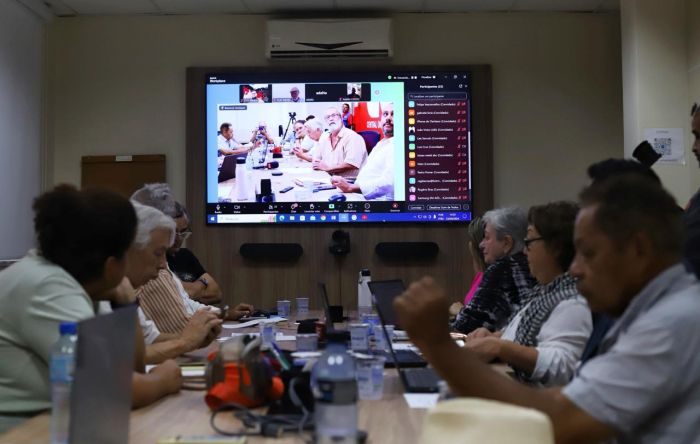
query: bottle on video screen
[{"left": 49, "top": 322, "right": 78, "bottom": 444}]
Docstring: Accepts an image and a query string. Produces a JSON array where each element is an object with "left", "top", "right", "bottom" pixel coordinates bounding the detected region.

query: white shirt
[
  {"left": 217, "top": 134, "right": 243, "bottom": 156},
  {"left": 501, "top": 296, "right": 592, "bottom": 387},
  {"left": 99, "top": 302, "right": 161, "bottom": 345},
  {"left": 355, "top": 136, "right": 395, "bottom": 200}
]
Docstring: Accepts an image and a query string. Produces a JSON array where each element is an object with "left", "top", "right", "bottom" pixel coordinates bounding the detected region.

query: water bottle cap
[
  {"left": 59, "top": 322, "right": 77, "bottom": 335},
  {"left": 236, "top": 157, "right": 246, "bottom": 164},
  {"left": 360, "top": 269, "right": 371, "bottom": 277}
]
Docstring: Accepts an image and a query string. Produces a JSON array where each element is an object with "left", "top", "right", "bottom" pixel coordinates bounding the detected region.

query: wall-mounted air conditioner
[{"left": 266, "top": 18, "right": 392, "bottom": 59}]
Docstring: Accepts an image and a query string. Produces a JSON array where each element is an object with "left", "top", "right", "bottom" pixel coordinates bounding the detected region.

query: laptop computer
[
  {"left": 317, "top": 282, "right": 334, "bottom": 332},
  {"left": 374, "top": 295, "right": 441, "bottom": 393},
  {"left": 367, "top": 279, "right": 406, "bottom": 329},
  {"left": 70, "top": 305, "right": 137, "bottom": 444}
]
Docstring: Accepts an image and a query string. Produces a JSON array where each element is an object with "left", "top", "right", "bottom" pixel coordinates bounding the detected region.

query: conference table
[
  {"left": 217, "top": 149, "right": 367, "bottom": 203},
  {"left": 0, "top": 313, "right": 429, "bottom": 444}
]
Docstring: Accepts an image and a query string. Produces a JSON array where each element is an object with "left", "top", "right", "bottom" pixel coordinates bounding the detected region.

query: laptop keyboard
[{"left": 374, "top": 349, "right": 426, "bottom": 367}]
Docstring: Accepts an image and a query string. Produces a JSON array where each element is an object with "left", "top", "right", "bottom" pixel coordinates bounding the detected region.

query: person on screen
[
  {"left": 292, "top": 119, "right": 307, "bottom": 148},
  {"left": 290, "top": 86, "right": 303, "bottom": 102},
  {"left": 250, "top": 121, "right": 275, "bottom": 146},
  {"left": 217, "top": 123, "right": 252, "bottom": 157},
  {"left": 331, "top": 102, "right": 394, "bottom": 200},
  {"left": 0, "top": 186, "right": 182, "bottom": 433},
  {"left": 341, "top": 103, "right": 354, "bottom": 129},
  {"left": 293, "top": 118, "right": 325, "bottom": 162},
  {"left": 312, "top": 106, "right": 367, "bottom": 178},
  {"left": 347, "top": 87, "right": 360, "bottom": 100},
  {"left": 393, "top": 175, "right": 700, "bottom": 443}
]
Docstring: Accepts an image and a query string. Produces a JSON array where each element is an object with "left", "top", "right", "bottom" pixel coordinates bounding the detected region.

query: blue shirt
[{"left": 563, "top": 264, "right": 700, "bottom": 444}]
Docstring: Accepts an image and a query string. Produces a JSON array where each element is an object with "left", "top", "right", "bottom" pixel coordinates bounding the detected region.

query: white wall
[
  {"left": 46, "top": 12, "right": 623, "bottom": 207},
  {"left": 0, "top": 0, "right": 44, "bottom": 259},
  {"left": 621, "top": 0, "right": 699, "bottom": 206}
]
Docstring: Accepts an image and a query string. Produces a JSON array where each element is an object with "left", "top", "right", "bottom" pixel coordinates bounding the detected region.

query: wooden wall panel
[{"left": 186, "top": 66, "right": 493, "bottom": 312}]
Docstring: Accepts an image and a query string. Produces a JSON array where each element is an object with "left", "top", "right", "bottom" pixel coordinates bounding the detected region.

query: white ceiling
[{"left": 38, "top": 0, "right": 619, "bottom": 17}]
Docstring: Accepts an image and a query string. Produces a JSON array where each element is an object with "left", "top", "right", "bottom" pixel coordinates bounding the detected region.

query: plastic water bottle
[
  {"left": 312, "top": 332, "right": 358, "bottom": 444},
  {"left": 358, "top": 269, "right": 372, "bottom": 316},
  {"left": 49, "top": 322, "right": 78, "bottom": 444},
  {"left": 235, "top": 157, "right": 249, "bottom": 201}
]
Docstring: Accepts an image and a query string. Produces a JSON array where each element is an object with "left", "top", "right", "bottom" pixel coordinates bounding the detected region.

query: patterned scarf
[{"left": 512, "top": 272, "right": 579, "bottom": 382}]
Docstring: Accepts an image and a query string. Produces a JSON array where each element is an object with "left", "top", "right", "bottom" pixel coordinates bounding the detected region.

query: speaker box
[
  {"left": 375, "top": 242, "right": 439, "bottom": 261},
  {"left": 239, "top": 243, "right": 303, "bottom": 262}
]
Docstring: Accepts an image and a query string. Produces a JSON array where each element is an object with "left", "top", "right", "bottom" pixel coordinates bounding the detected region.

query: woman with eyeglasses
[
  {"left": 451, "top": 207, "right": 536, "bottom": 334},
  {"left": 464, "top": 202, "right": 593, "bottom": 387}
]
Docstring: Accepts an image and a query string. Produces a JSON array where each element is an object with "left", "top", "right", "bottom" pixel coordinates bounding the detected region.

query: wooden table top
[{"left": 0, "top": 315, "right": 428, "bottom": 444}]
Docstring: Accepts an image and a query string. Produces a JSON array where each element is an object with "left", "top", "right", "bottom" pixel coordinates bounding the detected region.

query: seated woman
[
  {"left": 0, "top": 185, "right": 181, "bottom": 433},
  {"left": 465, "top": 202, "right": 593, "bottom": 387},
  {"left": 451, "top": 207, "right": 536, "bottom": 334},
  {"left": 449, "top": 217, "right": 487, "bottom": 319}
]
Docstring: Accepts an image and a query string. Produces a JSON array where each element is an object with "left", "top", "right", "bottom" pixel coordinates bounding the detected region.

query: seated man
[
  {"left": 167, "top": 202, "right": 222, "bottom": 305},
  {"left": 293, "top": 118, "right": 325, "bottom": 162},
  {"left": 464, "top": 202, "right": 592, "bottom": 387},
  {"left": 331, "top": 102, "right": 395, "bottom": 200},
  {"left": 0, "top": 186, "right": 181, "bottom": 434},
  {"left": 312, "top": 106, "right": 367, "bottom": 178},
  {"left": 394, "top": 175, "right": 700, "bottom": 443},
  {"left": 131, "top": 184, "right": 253, "bottom": 330},
  {"left": 123, "top": 202, "right": 222, "bottom": 365},
  {"left": 217, "top": 122, "right": 252, "bottom": 157}
]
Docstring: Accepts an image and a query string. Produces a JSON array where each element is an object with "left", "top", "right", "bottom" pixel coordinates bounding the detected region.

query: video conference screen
[{"left": 205, "top": 68, "right": 472, "bottom": 224}]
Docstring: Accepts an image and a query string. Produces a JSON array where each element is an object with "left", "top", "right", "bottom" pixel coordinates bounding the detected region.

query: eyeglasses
[
  {"left": 523, "top": 236, "right": 545, "bottom": 250},
  {"left": 324, "top": 113, "right": 341, "bottom": 120},
  {"left": 175, "top": 229, "right": 192, "bottom": 241}
]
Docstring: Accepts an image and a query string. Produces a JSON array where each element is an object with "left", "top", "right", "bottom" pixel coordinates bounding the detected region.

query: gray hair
[
  {"left": 131, "top": 183, "right": 177, "bottom": 217},
  {"left": 483, "top": 206, "right": 528, "bottom": 255},
  {"left": 131, "top": 201, "right": 175, "bottom": 249},
  {"left": 304, "top": 118, "right": 324, "bottom": 132}
]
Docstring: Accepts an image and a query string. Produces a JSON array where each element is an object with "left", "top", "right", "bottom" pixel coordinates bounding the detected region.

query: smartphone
[{"left": 218, "top": 305, "right": 229, "bottom": 320}]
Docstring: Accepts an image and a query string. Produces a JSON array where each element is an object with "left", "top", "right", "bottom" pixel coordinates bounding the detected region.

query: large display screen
[{"left": 206, "top": 69, "right": 472, "bottom": 224}]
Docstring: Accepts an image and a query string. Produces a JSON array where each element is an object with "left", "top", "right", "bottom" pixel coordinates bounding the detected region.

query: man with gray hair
[
  {"left": 121, "top": 202, "right": 223, "bottom": 365},
  {"left": 451, "top": 206, "right": 536, "bottom": 334},
  {"left": 312, "top": 106, "right": 367, "bottom": 178},
  {"left": 293, "top": 118, "right": 326, "bottom": 162},
  {"left": 130, "top": 184, "right": 253, "bottom": 332}
]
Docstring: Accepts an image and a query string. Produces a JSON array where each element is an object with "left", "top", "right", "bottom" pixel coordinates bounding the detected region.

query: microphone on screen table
[{"left": 265, "top": 161, "right": 279, "bottom": 170}]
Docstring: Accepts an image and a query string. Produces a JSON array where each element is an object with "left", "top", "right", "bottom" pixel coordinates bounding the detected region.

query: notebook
[
  {"left": 374, "top": 296, "right": 441, "bottom": 393},
  {"left": 70, "top": 305, "right": 137, "bottom": 444}
]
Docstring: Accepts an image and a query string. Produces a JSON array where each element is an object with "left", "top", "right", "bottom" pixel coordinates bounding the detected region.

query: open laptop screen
[{"left": 367, "top": 279, "right": 405, "bottom": 329}]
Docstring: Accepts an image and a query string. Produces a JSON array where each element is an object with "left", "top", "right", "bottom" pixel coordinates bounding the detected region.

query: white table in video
[{"left": 218, "top": 151, "right": 366, "bottom": 203}]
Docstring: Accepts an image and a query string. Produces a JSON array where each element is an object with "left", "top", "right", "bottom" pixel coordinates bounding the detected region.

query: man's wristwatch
[{"left": 197, "top": 277, "right": 209, "bottom": 289}]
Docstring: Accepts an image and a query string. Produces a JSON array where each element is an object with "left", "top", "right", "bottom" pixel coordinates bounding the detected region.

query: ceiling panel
[
  {"left": 334, "top": 0, "right": 423, "bottom": 12},
  {"left": 153, "top": 0, "right": 249, "bottom": 14},
  {"left": 62, "top": 0, "right": 158, "bottom": 14},
  {"left": 511, "top": 0, "right": 603, "bottom": 12},
  {"left": 243, "top": 0, "right": 335, "bottom": 13},
  {"left": 43, "top": 0, "right": 620, "bottom": 16},
  {"left": 423, "top": 0, "right": 515, "bottom": 12}
]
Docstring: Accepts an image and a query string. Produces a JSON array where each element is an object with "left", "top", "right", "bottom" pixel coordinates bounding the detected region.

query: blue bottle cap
[{"left": 59, "top": 322, "right": 77, "bottom": 335}]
